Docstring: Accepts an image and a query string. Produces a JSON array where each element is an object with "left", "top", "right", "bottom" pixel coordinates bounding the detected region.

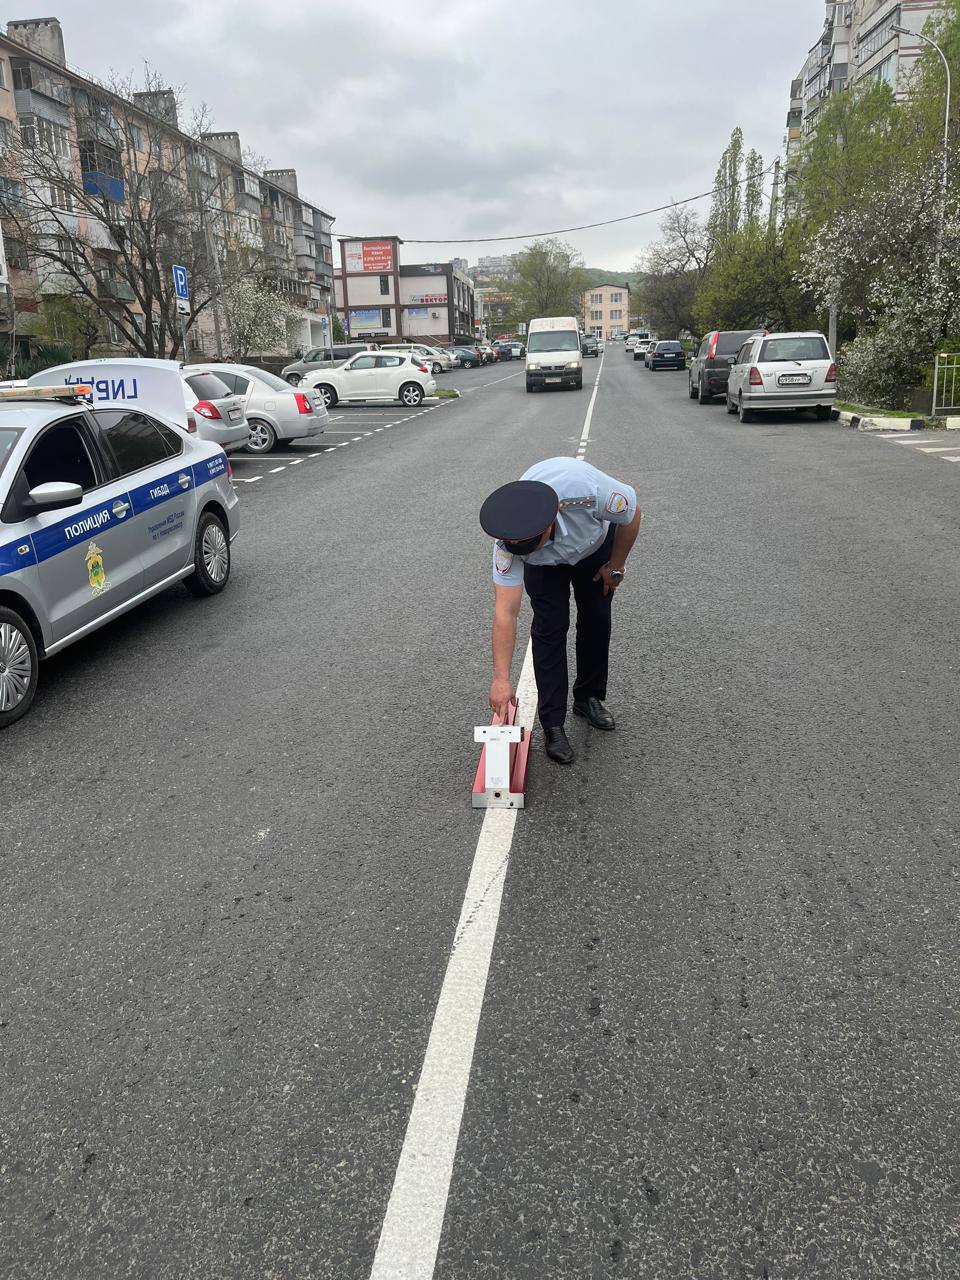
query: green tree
[
  {"left": 510, "top": 239, "right": 590, "bottom": 326},
  {"left": 331, "top": 312, "right": 347, "bottom": 343},
  {"left": 639, "top": 204, "right": 712, "bottom": 338},
  {"left": 744, "top": 149, "right": 765, "bottom": 226},
  {"left": 695, "top": 219, "right": 816, "bottom": 334},
  {"left": 708, "top": 127, "right": 744, "bottom": 243}
]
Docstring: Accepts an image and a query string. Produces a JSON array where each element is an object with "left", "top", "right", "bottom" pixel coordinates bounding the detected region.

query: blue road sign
[{"left": 172, "top": 264, "right": 189, "bottom": 300}]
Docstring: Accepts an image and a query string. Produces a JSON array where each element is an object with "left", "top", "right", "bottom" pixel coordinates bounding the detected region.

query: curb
[{"left": 832, "top": 408, "right": 928, "bottom": 432}]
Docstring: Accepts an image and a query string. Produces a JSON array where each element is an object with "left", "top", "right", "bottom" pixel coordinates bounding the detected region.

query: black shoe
[
  {"left": 573, "top": 697, "right": 616, "bottom": 730},
  {"left": 544, "top": 726, "right": 575, "bottom": 764}
]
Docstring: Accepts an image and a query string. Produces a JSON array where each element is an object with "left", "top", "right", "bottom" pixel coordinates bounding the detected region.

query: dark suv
[
  {"left": 689, "top": 329, "right": 764, "bottom": 404},
  {"left": 581, "top": 334, "right": 600, "bottom": 358}
]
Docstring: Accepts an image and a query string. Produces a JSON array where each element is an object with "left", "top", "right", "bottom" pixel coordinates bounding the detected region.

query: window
[
  {"left": 49, "top": 181, "right": 73, "bottom": 212},
  {"left": 56, "top": 236, "right": 82, "bottom": 269},
  {"left": 0, "top": 61, "right": 6, "bottom": 90},
  {"left": 376, "top": 355, "right": 403, "bottom": 368},
  {"left": 758, "top": 335, "right": 829, "bottom": 362},
  {"left": 24, "top": 420, "right": 98, "bottom": 492},
  {"left": 127, "top": 123, "right": 144, "bottom": 152},
  {"left": 214, "top": 372, "right": 251, "bottom": 395},
  {"left": 611, "top": 292, "right": 622, "bottom": 303},
  {"left": 871, "top": 53, "right": 896, "bottom": 86},
  {"left": 184, "top": 373, "right": 231, "bottom": 401},
  {"left": 6, "top": 239, "right": 29, "bottom": 270},
  {"left": 0, "top": 119, "right": 10, "bottom": 150},
  {"left": 349, "top": 355, "right": 377, "bottom": 370},
  {"left": 591, "top": 309, "right": 603, "bottom": 322},
  {"left": 0, "top": 176, "right": 21, "bottom": 208},
  {"left": 20, "top": 115, "right": 70, "bottom": 158},
  {"left": 381, "top": 308, "right": 391, "bottom": 327},
  {"left": 104, "top": 316, "right": 124, "bottom": 345},
  {"left": 97, "top": 411, "right": 179, "bottom": 474},
  {"left": 379, "top": 274, "right": 390, "bottom": 296},
  {"left": 12, "top": 64, "right": 32, "bottom": 91},
  {"left": 857, "top": 7, "right": 900, "bottom": 64},
  {"left": 610, "top": 309, "right": 622, "bottom": 320},
  {"left": 242, "top": 367, "right": 291, "bottom": 392}
]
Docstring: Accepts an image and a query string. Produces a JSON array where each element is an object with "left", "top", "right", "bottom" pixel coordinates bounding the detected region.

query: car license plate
[
  {"left": 228, "top": 408, "right": 243, "bottom": 421},
  {"left": 545, "top": 377, "right": 561, "bottom": 384},
  {"left": 778, "top": 373, "right": 811, "bottom": 386}
]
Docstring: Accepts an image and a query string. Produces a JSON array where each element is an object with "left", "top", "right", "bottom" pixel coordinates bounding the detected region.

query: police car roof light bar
[
  {"left": 0, "top": 384, "right": 93, "bottom": 403},
  {"left": 472, "top": 699, "right": 530, "bottom": 809}
]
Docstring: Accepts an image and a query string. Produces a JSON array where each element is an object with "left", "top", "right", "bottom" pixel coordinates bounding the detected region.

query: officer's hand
[
  {"left": 489, "top": 677, "right": 517, "bottom": 722},
  {"left": 593, "top": 563, "right": 621, "bottom": 597}
]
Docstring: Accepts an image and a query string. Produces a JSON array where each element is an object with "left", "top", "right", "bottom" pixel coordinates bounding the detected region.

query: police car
[{"left": 0, "top": 376, "right": 239, "bottom": 727}]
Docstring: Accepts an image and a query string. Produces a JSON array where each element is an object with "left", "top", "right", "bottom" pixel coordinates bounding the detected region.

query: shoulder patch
[
  {"left": 605, "top": 491, "right": 628, "bottom": 515},
  {"left": 494, "top": 543, "right": 515, "bottom": 576}
]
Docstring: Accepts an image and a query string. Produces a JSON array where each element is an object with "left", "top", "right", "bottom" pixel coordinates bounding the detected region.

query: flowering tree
[
  {"left": 799, "top": 161, "right": 960, "bottom": 406},
  {"left": 223, "top": 278, "right": 295, "bottom": 362}
]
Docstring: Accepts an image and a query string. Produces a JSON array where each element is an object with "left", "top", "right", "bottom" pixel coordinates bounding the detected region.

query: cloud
[{"left": 42, "top": 0, "right": 824, "bottom": 267}]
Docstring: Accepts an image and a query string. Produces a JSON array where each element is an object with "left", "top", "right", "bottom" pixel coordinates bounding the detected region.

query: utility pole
[
  {"left": 203, "top": 218, "right": 226, "bottom": 360},
  {"left": 828, "top": 301, "right": 838, "bottom": 357},
  {"left": 768, "top": 158, "right": 781, "bottom": 232}
]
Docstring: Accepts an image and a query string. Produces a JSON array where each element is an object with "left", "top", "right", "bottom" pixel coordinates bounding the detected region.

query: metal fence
[{"left": 933, "top": 352, "right": 960, "bottom": 415}]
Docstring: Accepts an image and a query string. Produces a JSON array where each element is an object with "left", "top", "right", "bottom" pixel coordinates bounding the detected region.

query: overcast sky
[{"left": 36, "top": 0, "right": 824, "bottom": 269}]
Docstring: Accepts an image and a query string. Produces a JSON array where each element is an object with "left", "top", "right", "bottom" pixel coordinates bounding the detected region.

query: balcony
[
  {"left": 233, "top": 186, "right": 261, "bottom": 216},
  {"left": 96, "top": 275, "right": 136, "bottom": 301},
  {"left": 82, "top": 170, "right": 125, "bottom": 203}
]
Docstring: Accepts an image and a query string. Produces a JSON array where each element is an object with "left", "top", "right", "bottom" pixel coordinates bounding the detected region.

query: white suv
[
  {"left": 301, "top": 351, "right": 437, "bottom": 408},
  {"left": 726, "top": 331, "right": 837, "bottom": 423}
]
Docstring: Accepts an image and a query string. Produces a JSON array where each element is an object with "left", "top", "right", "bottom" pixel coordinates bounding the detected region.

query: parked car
[
  {"left": 379, "top": 343, "right": 453, "bottom": 374},
  {"left": 581, "top": 334, "right": 600, "bottom": 358},
  {"left": 301, "top": 351, "right": 436, "bottom": 408},
  {"left": 442, "top": 347, "right": 462, "bottom": 367},
  {"left": 625, "top": 336, "right": 639, "bottom": 353},
  {"left": 726, "top": 331, "right": 837, "bottom": 423},
  {"left": 506, "top": 340, "right": 525, "bottom": 359},
  {"left": 0, "top": 373, "right": 239, "bottom": 725},
  {"left": 451, "top": 346, "right": 483, "bottom": 369},
  {"left": 202, "top": 363, "right": 328, "bottom": 454},
  {"left": 282, "top": 343, "right": 380, "bottom": 385},
  {"left": 647, "top": 341, "right": 687, "bottom": 371},
  {"left": 633, "top": 339, "right": 653, "bottom": 361},
  {"left": 178, "top": 368, "right": 250, "bottom": 452},
  {"left": 479, "top": 345, "right": 498, "bottom": 364},
  {"left": 689, "top": 329, "right": 765, "bottom": 404},
  {"left": 493, "top": 340, "right": 513, "bottom": 361}
]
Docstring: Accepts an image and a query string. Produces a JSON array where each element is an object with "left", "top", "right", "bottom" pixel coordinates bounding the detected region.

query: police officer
[{"left": 480, "top": 456, "right": 641, "bottom": 765}]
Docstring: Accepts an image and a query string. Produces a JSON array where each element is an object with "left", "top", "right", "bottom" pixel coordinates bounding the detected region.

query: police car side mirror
[{"left": 25, "top": 481, "right": 84, "bottom": 513}]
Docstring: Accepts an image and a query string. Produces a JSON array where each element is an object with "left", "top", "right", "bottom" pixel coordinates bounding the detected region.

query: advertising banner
[
  {"left": 408, "top": 293, "right": 447, "bottom": 305},
  {"left": 405, "top": 307, "right": 428, "bottom": 318},
  {"left": 349, "top": 308, "right": 384, "bottom": 332},
  {"left": 344, "top": 240, "right": 394, "bottom": 273}
]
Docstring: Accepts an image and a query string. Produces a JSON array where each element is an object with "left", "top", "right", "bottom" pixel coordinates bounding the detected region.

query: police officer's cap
[{"left": 480, "top": 480, "right": 559, "bottom": 551}]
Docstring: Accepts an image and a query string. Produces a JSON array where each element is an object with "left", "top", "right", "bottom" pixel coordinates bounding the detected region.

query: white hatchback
[
  {"left": 727, "top": 331, "right": 837, "bottom": 423},
  {"left": 301, "top": 351, "right": 437, "bottom": 409}
]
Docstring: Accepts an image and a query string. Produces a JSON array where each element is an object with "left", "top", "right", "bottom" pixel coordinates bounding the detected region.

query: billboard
[
  {"left": 344, "top": 239, "right": 394, "bottom": 274},
  {"left": 349, "top": 308, "right": 384, "bottom": 332},
  {"left": 408, "top": 292, "right": 447, "bottom": 305}
]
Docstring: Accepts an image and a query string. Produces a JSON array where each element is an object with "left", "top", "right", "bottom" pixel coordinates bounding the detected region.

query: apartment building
[
  {"left": 786, "top": 1, "right": 945, "bottom": 173},
  {"left": 582, "top": 283, "right": 630, "bottom": 340},
  {"left": 0, "top": 16, "right": 335, "bottom": 362}
]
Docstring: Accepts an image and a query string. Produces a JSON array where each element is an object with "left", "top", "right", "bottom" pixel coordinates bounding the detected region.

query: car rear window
[
  {"left": 244, "top": 368, "right": 293, "bottom": 392},
  {"left": 715, "top": 331, "right": 756, "bottom": 355},
  {"left": 185, "top": 372, "right": 232, "bottom": 400},
  {"left": 759, "top": 336, "right": 829, "bottom": 362},
  {"left": 658, "top": 342, "right": 683, "bottom": 351}
]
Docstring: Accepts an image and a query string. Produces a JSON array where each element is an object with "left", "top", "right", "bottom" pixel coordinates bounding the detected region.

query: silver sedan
[{"left": 203, "top": 364, "right": 329, "bottom": 454}]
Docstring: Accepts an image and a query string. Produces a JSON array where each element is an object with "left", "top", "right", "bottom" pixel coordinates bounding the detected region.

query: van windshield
[{"left": 527, "top": 331, "right": 579, "bottom": 352}]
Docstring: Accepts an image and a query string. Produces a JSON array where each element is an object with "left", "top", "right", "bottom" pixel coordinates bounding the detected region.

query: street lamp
[{"left": 893, "top": 23, "right": 951, "bottom": 267}]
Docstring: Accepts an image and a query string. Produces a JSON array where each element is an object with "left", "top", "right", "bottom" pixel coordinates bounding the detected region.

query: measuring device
[{"left": 472, "top": 699, "right": 530, "bottom": 809}]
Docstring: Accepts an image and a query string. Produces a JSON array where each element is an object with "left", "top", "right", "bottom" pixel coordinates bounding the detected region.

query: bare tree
[
  {"left": 639, "top": 205, "right": 713, "bottom": 339},
  {"left": 0, "top": 65, "right": 263, "bottom": 361}
]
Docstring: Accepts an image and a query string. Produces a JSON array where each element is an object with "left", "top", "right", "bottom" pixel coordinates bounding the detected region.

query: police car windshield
[
  {"left": 527, "top": 332, "right": 579, "bottom": 352},
  {"left": 0, "top": 427, "right": 22, "bottom": 479}
]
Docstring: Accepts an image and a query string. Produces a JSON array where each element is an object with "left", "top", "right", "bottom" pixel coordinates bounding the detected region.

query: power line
[{"left": 336, "top": 162, "right": 779, "bottom": 247}]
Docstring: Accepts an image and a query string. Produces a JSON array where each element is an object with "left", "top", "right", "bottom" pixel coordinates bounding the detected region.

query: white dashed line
[
  {"left": 308, "top": 452, "right": 322, "bottom": 458},
  {"left": 938, "top": 455, "right": 960, "bottom": 462},
  {"left": 917, "top": 446, "right": 960, "bottom": 453},
  {"left": 289, "top": 458, "right": 303, "bottom": 465},
  {"left": 352, "top": 436, "right": 363, "bottom": 442},
  {"left": 268, "top": 466, "right": 285, "bottom": 473}
]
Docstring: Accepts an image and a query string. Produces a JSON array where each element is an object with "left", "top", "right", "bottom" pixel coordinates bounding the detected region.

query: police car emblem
[{"left": 85, "top": 541, "right": 110, "bottom": 595}]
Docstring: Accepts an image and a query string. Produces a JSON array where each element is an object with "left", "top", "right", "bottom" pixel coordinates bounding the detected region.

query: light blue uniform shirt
[{"left": 492, "top": 457, "right": 638, "bottom": 587}]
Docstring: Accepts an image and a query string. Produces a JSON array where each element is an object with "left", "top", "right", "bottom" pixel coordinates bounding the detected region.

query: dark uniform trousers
[{"left": 523, "top": 525, "right": 616, "bottom": 729}]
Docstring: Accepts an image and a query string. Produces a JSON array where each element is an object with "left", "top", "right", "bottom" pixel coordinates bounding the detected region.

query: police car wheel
[
  {"left": 400, "top": 383, "right": 424, "bottom": 407},
  {"left": 0, "top": 607, "right": 38, "bottom": 728},
  {"left": 246, "top": 419, "right": 277, "bottom": 454},
  {"left": 185, "top": 512, "right": 231, "bottom": 597}
]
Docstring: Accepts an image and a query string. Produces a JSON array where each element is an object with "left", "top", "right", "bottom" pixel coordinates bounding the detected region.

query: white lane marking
[
  {"left": 369, "top": 649, "right": 538, "bottom": 1280},
  {"left": 268, "top": 466, "right": 286, "bottom": 474},
  {"left": 461, "top": 370, "right": 525, "bottom": 393},
  {"left": 882, "top": 433, "right": 923, "bottom": 439},
  {"left": 247, "top": 475, "right": 262, "bottom": 482},
  {"left": 369, "top": 359, "right": 603, "bottom": 1280},
  {"left": 309, "top": 452, "right": 322, "bottom": 458},
  {"left": 576, "top": 350, "right": 604, "bottom": 453},
  {"left": 918, "top": 446, "right": 960, "bottom": 452},
  {"left": 289, "top": 459, "right": 303, "bottom": 465},
  {"left": 375, "top": 428, "right": 384, "bottom": 432},
  {"left": 939, "top": 455, "right": 960, "bottom": 462},
  {"left": 352, "top": 436, "right": 364, "bottom": 442},
  {"left": 326, "top": 415, "right": 344, "bottom": 423}
]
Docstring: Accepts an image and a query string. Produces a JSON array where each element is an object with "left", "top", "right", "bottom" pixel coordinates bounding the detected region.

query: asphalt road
[{"left": 3, "top": 351, "right": 960, "bottom": 1278}]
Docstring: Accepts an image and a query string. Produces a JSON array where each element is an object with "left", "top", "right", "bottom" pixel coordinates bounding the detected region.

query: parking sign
[{"left": 172, "top": 264, "right": 189, "bottom": 300}]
